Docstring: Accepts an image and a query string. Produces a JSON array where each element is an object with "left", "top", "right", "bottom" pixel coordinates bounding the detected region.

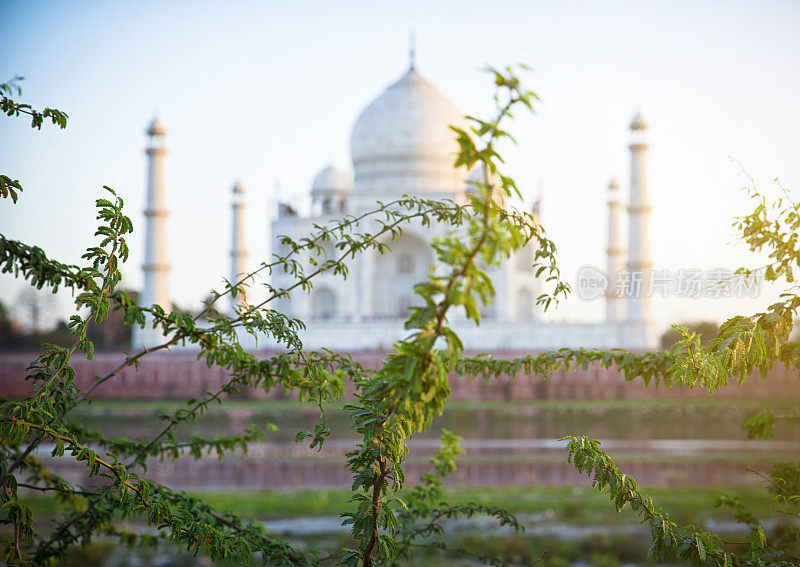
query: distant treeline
[{"left": 0, "top": 298, "right": 131, "bottom": 351}]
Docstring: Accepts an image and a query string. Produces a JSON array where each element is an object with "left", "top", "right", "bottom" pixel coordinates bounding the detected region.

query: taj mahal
[{"left": 132, "top": 58, "right": 658, "bottom": 352}]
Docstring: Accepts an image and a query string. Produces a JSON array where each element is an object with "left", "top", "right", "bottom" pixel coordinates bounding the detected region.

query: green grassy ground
[
  {"left": 26, "top": 485, "right": 793, "bottom": 566},
  {"left": 23, "top": 485, "right": 778, "bottom": 526},
  {"left": 196, "top": 485, "right": 779, "bottom": 524},
  {"left": 26, "top": 398, "right": 799, "bottom": 564}
]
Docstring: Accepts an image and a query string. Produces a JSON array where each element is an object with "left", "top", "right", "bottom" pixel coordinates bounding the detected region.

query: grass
[
  {"left": 18, "top": 485, "right": 793, "bottom": 566},
  {"left": 21, "top": 485, "right": 778, "bottom": 526},
  {"left": 190, "top": 485, "right": 779, "bottom": 525}
]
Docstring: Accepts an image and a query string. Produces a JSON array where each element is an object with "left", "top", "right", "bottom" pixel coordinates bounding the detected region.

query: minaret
[
  {"left": 230, "top": 180, "right": 247, "bottom": 314},
  {"left": 133, "top": 118, "right": 171, "bottom": 349},
  {"left": 532, "top": 187, "right": 542, "bottom": 224},
  {"left": 605, "top": 178, "right": 625, "bottom": 322},
  {"left": 625, "top": 113, "right": 653, "bottom": 327}
]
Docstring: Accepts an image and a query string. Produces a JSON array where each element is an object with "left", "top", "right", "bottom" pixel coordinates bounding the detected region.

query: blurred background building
[{"left": 133, "top": 58, "right": 658, "bottom": 350}]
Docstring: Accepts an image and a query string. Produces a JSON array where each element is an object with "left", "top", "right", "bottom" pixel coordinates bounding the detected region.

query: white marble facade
[
  {"left": 267, "top": 64, "right": 657, "bottom": 351},
  {"left": 135, "top": 62, "right": 658, "bottom": 352}
]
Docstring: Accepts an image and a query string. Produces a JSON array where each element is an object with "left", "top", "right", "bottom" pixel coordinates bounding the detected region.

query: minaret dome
[
  {"left": 147, "top": 117, "right": 166, "bottom": 138},
  {"left": 629, "top": 113, "right": 647, "bottom": 131}
]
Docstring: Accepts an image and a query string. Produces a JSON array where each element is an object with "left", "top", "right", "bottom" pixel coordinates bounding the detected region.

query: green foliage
[
  {"left": 454, "top": 171, "right": 800, "bottom": 566},
  {"left": 388, "top": 431, "right": 527, "bottom": 566},
  {"left": 660, "top": 320, "right": 719, "bottom": 349},
  {"left": 337, "top": 66, "right": 561, "bottom": 567},
  {"left": 564, "top": 436, "right": 797, "bottom": 566},
  {"left": 0, "top": 75, "right": 68, "bottom": 130},
  {"left": 741, "top": 408, "right": 799, "bottom": 439},
  {"left": 1, "top": 70, "right": 798, "bottom": 567},
  {"left": 0, "top": 68, "right": 564, "bottom": 566},
  {"left": 1, "top": 76, "right": 67, "bottom": 204},
  {"left": 456, "top": 292, "right": 796, "bottom": 394},
  {"left": 0, "top": 175, "right": 23, "bottom": 204},
  {"left": 0, "top": 301, "right": 18, "bottom": 349}
]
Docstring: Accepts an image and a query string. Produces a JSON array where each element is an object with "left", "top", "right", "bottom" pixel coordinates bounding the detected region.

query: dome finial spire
[{"left": 408, "top": 30, "right": 416, "bottom": 70}]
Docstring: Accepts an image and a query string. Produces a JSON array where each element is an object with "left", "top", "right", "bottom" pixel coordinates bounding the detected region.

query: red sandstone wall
[
  {"left": 33, "top": 453, "right": 772, "bottom": 491},
  {"left": 1, "top": 349, "right": 798, "bottom": 401}
]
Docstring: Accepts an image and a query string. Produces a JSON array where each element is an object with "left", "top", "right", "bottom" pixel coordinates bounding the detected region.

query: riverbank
[{"left": 26, "top": 486, "right": 795, "bottom": 566}]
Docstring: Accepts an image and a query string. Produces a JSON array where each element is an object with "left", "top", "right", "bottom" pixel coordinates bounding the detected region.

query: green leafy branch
[
  {"left": 0, "top": 176, "right": 23, "bottom": 204},
  {"left": 0, "top": 236, "right": 91, "bottom": 292},
  {"left": 741, "top": 408, "right": 799, "bottom": 439},
  {"left": 563, "top": 436, "right": 798, "bottom": 566},
  {"left": 27, "top": 348, "right": 359, "bottom": 563},
  {"left": 457, "top": 293, "right": 798, "bottom": 394},
  {"left": 1, "top": 76, "right": 68, "bottom": 130},
  {"left": 391, "top": 430, "right": 524, "bottom": 566},
  {"left": 339, "top": 65, "right": 558, "bottom": 567},
  {"left": 734, "top": 167, "right": 800, "bottom": 285},
  {"left": 4, "top": 190, "right": 465, "bottom": 564}
]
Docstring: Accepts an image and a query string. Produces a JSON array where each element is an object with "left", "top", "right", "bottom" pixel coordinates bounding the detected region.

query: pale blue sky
[{"left": 1, "top": 0, "right": 799, "bottom": 331}]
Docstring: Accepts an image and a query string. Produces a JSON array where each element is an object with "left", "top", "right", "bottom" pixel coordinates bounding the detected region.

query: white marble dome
[
  {"left": 349, "top": 67, "right": 471, "bottom": 195},
  {"left": 312, "top": 165, "right": 350, "bottom": 196}
]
